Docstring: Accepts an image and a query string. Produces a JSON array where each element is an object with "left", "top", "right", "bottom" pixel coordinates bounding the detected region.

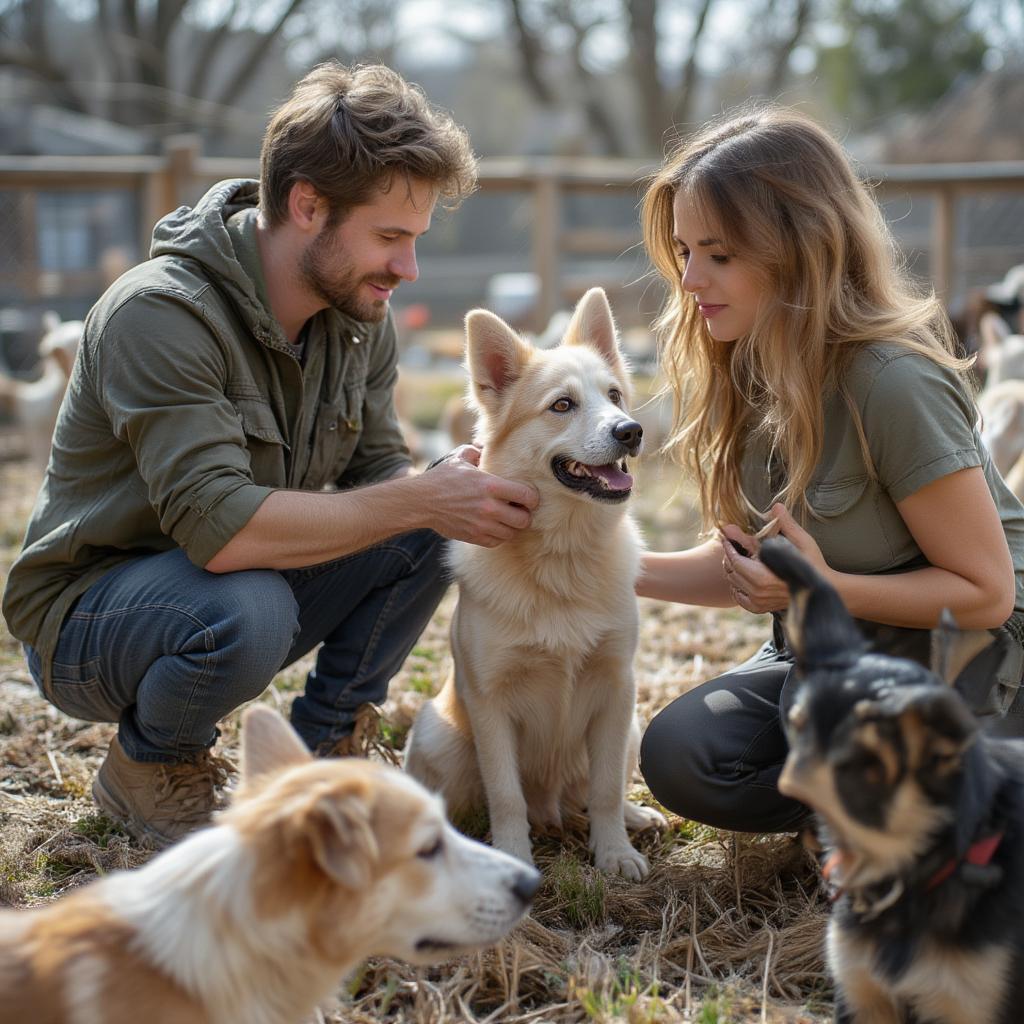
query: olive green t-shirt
[{"left": 739, "top": 343, "right": 1024, "bottom": 615}]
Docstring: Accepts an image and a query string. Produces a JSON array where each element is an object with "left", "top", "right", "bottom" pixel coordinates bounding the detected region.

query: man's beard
[{"left": 300, "top": 228, "right": 400, "bottom": 324}]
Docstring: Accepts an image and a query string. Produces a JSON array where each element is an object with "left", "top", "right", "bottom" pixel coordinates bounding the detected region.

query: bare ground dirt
[{"left": 0, "top": 442, "right": 832, "bottom": 1024}]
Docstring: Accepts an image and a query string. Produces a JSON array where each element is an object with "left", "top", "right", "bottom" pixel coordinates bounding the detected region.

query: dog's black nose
[
  {"left": 512, "top": 868, "right": 541, "bottom": 906},
  {"left": 612, "top": 419, "right": 643, "bottom": 454}
]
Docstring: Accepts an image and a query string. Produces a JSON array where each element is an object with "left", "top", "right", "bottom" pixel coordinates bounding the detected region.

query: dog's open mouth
[
  {"left": 551, "top": 456, "right": 633, "bottom": 502},
  {"left": 415, "top": 937, "right": 460, "bottom": 953}
]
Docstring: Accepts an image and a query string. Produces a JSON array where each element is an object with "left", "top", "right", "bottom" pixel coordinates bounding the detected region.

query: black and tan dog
[{"left": 759, "top": 538, "right": 1024, "bottom": 1024}]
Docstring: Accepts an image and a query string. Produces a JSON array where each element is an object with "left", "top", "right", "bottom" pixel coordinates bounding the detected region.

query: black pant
[
  {"left": 640, "top": 641, "right": 810, "bottom": 833},
  {"left": 639, "top": 620, "right": 1024, "bottom": 834}
]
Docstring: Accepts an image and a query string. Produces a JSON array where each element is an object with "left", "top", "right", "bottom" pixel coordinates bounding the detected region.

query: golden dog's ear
[
  {"left": 304, "top": 785, "right": 380, "bottom": 890},
  {"left": 240, "top": 705, "right": 312, "bottom": 792},
  {"left": 465, "top": 309, "right": 533, "bottom": 409},
  {"left": 561, "top": 287, "right": 627, "bottom": 380}
]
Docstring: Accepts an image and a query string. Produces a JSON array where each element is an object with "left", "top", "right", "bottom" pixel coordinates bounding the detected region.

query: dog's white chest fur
[{"left": 447, "top": 511, "right": 642, "bottom": 657}]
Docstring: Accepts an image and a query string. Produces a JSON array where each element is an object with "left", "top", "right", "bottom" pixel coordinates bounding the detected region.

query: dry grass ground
[{"left": 0, "top": 425, "right": 832, "bottom": 1024}]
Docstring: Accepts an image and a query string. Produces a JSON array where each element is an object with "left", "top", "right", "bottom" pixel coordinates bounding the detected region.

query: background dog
[
  {"left": 0, "top": 705, "right": 539, "bottom": 1024},
  {"left": 405, "top": 287, "right": 665, "bottom": 880},
  {"left": 760, "top": 539, "right": 1024, "bottom": 1024}
]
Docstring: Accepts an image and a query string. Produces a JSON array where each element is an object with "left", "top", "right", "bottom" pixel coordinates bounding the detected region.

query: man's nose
[{"left": 389, "top": 244, "right": 419, "bottom": 283}]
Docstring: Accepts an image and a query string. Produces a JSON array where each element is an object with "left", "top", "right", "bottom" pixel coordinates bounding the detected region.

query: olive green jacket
[{"left": 3, "top": 179, "right": 411, "bottom": 685}]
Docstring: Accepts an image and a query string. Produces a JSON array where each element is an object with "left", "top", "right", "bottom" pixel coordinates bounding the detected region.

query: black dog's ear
[
  {"left": 759, "top": 538, "right": 864, "bottom": 675},
  {"left": 931, "top": 608, "right": 1010, "bottom": 693}
]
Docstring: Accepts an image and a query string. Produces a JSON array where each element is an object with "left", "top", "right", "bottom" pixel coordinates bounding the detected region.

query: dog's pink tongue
[{"left": 589, "top": 463, "right": 633, "bottom": 490}]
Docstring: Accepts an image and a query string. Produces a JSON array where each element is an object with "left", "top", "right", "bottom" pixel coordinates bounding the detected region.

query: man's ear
[
  {"left": 287, "top": 180, "right": 326, "bottom": 233},
  {"left": 560, "top": 287, "right": 628, "bottom": 381},
  {"left": 240, "top": 705, "right": 312, "bottom": 793},
  {"left": 465, "top": 309, "right": 533, "bottom": 412}
]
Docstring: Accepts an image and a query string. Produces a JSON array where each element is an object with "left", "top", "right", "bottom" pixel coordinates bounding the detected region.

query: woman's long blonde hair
[{"left": 642, "top": 104, "right": 968, "bottom": 532}]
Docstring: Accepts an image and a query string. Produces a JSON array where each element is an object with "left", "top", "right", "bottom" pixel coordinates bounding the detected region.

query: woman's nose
[{"left": 681, "top": 258, "right": 707, "bottom": 293}]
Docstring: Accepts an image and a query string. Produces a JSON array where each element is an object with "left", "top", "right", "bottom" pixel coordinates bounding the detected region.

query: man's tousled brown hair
[{"left": 260, "top": 62, "right": 477, "bottom": 227}]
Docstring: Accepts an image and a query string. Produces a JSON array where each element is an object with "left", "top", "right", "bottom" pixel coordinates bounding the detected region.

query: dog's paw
[
  {"left": 592, "top": 842, "right": 650, "bottom": 881},
  {"left": 492, "top": 829, "right": 535, "bottom": 867},
  {"left": 623, "top": 801, "right": 667, "bottom": 832}
]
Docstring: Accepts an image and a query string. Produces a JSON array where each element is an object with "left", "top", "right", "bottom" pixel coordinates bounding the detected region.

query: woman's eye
[
  {"left": 550, "top": 397, "right": 574, "bottom": 413},
  {"left": 711, "top": 254, "right": 730, "bottom": 264},
  {"left": 417, "top": 838, "right": 443, "bottom": 859},
  {"left": 609, "top": 389, "right": 622, "bottom": 405}
]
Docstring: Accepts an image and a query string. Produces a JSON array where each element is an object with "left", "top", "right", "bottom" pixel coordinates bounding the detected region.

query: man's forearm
[{"left": 205, "top": 478, "right": 429, "bottom": 573}]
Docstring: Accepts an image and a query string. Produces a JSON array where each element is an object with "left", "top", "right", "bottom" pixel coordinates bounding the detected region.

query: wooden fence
[{"left": 1, "top": 135, "right": 1023, "bottom": 331}]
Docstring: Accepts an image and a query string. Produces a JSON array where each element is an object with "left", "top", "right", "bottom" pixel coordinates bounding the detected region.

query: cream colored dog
[
  {"left": 405, "top": 288, "right": 666, "bottom": 880},
  {"left": 0, "top": 706, "right": 539, "bottom": 1024}
]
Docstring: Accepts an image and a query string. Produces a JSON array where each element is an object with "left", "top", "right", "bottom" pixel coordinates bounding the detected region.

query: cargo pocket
[{"left": 231, "top": 397, "right": 289, "bottom": 484}]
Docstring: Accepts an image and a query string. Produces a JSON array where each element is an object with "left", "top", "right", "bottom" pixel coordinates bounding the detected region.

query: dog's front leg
[
  {"left": 467, "top": 696, "right": 534, "bottom": 866},
  {"left": 585, "top": 664, "right": 649, "bottom": 880}
]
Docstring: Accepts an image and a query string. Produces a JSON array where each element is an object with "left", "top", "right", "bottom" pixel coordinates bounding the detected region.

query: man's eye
[{"left": 550, "top": 398, "right": 574, "bottom": 413}]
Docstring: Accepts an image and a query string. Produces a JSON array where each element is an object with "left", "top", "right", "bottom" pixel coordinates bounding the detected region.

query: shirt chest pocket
[
  {"left": 301, "top": 384, "right": 365, "bottom": 490},
  {"left": 230, "top": 397, "right": 289, "bottom": 486},
  {"left": 805, "top": 474, "right": 880, "bottom": 572}
]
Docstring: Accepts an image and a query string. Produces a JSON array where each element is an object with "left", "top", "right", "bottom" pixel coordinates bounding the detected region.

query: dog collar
[
  {"left": 820, "top": 831, "right": 1004, "bottom": 918},
  {"left": 925, "top": 831, "right": 1003, "bottom": 891}
]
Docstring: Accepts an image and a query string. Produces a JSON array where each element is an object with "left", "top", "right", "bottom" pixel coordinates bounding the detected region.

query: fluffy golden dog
[{"left": 405, "top": 288, "right": 665, "bottom": 880}]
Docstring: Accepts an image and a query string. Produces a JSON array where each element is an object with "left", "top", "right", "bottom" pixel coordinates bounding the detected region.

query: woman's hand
[{"left": 719, "top": 503, "right": 830, "bottom": 613}]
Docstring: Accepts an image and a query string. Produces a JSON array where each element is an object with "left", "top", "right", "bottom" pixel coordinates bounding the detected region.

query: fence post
[
  {"left": 142, "top": 134, "right": 201, "bottom": 251},
  {"left": 532, "top": 172, "right": 560, "bottom": 332},
  {"left": 931, "top": 184, "right": 955, "bottom": 302}
]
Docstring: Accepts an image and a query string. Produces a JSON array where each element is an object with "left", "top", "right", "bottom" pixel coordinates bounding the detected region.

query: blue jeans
[{"left": 25, "top": 530, "right": 448, "bottom": 762}]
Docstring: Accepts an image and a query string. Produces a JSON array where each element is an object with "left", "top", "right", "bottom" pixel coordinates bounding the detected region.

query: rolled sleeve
[
  {"left": 95, "top": 291, "right": 273, "bottom": 565},
  {"left": 861, "top": 351, "right": 981, "bottom": 504}
]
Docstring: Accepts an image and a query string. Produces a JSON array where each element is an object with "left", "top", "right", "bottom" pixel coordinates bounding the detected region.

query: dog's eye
[
  {"left": 550, "top": 397, "right": 574, "bottom": 414},
  {"left": 417, "top": 837, "right": 444, "bottom": 859},
  {"left": 608, "top": 388, "right": 622, "bottom": 406}
]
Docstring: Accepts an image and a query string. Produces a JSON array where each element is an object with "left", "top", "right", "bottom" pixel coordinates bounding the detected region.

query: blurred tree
[
  {"left": 0, "top": 0, "right": 310, "bottom": 137},
  {"left": 815, "top": 0, "right": 991, "bottom": 125},
  {"left": 497, "top": 0, "right": 721, "bottom": 154},
  {"left": 494, "top": 0, "right": 829, "bottom": 154}
]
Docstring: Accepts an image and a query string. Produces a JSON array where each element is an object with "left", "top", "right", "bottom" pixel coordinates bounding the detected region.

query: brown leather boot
[
  {"left": 315, "top": 703, "right": 398, "bottom": 764},
  {"left": 92, "top": 736, "right": 234, "bottom": 850}
]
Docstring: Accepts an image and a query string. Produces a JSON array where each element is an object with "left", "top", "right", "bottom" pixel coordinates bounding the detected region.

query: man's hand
[
  {"left": 719, "top": 504, "right": 830, "bottom": 613},
  {"left": 420, "top": 445, "right": 539, "bottom": 547}
]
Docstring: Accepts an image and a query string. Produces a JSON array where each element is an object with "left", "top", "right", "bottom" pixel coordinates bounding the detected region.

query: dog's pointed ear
[
  {"left": 303, "top": 785, "right": 379, "bottom": 890},
  {"left": 931, "top": 608, "right": 1009, "bottom": 691},
  {"left": 759, "top": 538, "right": 864, "bottom": 675},
  {"left": 465, "top": 309, "right": 533, "bottom": 409},
  {"left": 240, "top": 705, "right": 312, "bottom": 791},
  {"left": 561, "top": 287, "right": 627, "bottom": 375}
]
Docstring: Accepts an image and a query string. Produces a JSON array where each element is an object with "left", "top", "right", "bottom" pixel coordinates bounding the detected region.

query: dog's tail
[{"left": 759, "top": 538, "right": 865, "bottom": 674}]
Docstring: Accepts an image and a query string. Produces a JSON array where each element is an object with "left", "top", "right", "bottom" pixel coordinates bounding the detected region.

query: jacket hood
[{"left": 150, "top": 178, "right": 281, "bottom": 342}]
